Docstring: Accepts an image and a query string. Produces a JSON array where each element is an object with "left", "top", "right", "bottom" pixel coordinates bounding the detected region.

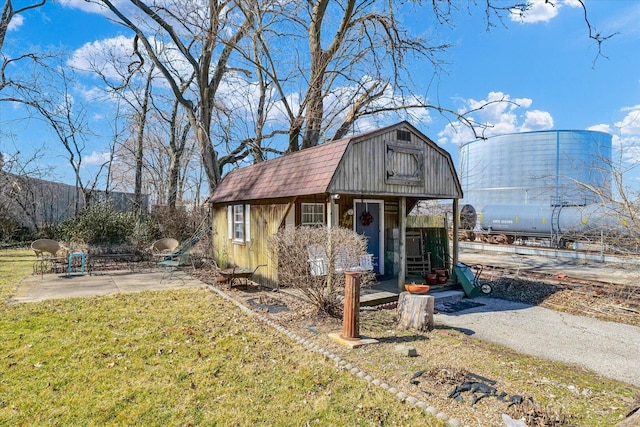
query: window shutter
[
  {"left": 245, "top": 204, "right": 251, "bottom": 242},
  {"left": 227, "top": 206, "right": 232, "bottom": 239}
]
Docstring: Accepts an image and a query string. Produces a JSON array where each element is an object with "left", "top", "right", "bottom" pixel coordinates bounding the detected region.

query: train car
[{"left": 468, "top": 203, "right": 630, "bottom": 247}]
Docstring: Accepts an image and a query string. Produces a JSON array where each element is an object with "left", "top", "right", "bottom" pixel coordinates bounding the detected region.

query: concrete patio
[{"left": 9, "top": 269, "right": 205, "bottom": 304}]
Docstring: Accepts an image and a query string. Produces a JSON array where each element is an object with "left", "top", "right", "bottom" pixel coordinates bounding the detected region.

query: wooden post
[
  {"left": 398, "top": 196, "right": 407, "bottom": 292},
  {"left": 397, "top": 292, "right": 434, "bottom": 332},
  {"left": 452, "top": 198, "right": 459, "bottom": 269},
  {"left": 342, "top": 271, "right": 361, "bottom": 340}
]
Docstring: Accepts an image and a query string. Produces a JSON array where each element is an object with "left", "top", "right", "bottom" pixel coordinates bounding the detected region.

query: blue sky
[{"left": 2, "top": 0, "right": 640, "bottom": 190}]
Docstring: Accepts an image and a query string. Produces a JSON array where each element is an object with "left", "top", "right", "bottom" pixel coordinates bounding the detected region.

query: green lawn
[{"left": 0, "top": 249, "right": 443, "bottom": 426}]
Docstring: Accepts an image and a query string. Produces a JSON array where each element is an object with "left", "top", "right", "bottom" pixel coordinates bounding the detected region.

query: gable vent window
[{"left": 396, "top": 130, "right": 411, "bottom": 142}]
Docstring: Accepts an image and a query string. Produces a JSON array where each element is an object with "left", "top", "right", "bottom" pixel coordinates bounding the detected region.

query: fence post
[{"left": 342, "top": 271, "right": 361, "bottom": 340}]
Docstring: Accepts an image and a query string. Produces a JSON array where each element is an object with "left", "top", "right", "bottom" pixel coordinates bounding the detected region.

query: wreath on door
[{"left": 360, "top": 210, "right": 374, "bottom": 226}]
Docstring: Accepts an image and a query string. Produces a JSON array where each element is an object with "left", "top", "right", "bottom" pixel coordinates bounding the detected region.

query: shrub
[
  {"left": 269, "top": 226, "right": 375, "bottom": 317},
  {"left": 0, "top": 216, "right": 32, "bottom": 243},
  {"left": 57, "top": 202, "right": 137, "bottom": 245},
  {"left": 50, "top": 202, "right": 212, "bottom": 257}
]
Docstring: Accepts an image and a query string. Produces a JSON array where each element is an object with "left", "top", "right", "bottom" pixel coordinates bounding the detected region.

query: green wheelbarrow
[{"left": 453, "top": 262, "right": 492, "bottom": 298}]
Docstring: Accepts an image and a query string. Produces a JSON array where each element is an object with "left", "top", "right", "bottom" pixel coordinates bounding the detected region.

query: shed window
[
  {"left": 228, "top": 204, "right": 251, "bottom": 243},
  {"left": 233, "top": 205, "right": 244, "bottom": 240},
  {"left": 396, "top": 130, "right": 411, "bottom": 141},
  {"left": 301, "top": 203, "right": 325, "bottom": 226}
]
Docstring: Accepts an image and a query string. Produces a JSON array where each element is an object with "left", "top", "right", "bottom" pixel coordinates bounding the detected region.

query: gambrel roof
[{"left": 209, "top": 121, "right": 462, "bottom": 204}]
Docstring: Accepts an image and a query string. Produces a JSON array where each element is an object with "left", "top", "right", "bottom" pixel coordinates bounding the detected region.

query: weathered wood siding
[
  {"left": 329, "top": 125, "right": 461, "bottom": 198},
  {"left": 407, "top": 214, "right": 447, "bottom": 228},
  {"left": 211, "top": 205, "right": 231, "bottom": 267},
  {"left": 211, "top": 203, "right": 288, "bottom": 287}
]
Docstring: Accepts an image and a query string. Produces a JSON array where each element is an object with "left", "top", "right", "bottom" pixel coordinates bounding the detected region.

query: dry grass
[{"left": 0, "top": 249, "right": 443, "bottom": 426}]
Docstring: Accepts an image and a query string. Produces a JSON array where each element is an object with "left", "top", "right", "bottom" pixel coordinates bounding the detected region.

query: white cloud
[
  {"left": 7, "top": 14, "right": 24, "bottom": 31},
  {"left": 83, "top": 151, "right": 111, "bottom": 166},
  {"left": 590, "top": 107, "right": 640, "bottom": 166},
  {"left": 521, "top": 109, "right": 554, "bottom": 131},
  {"left": 587, "top": 123, "right": 612, "bottom": 134},
  {"left": 510, "top": 0, "right": 581, "bottom": 24},
  {"left": 437, "top": 91, "right": 554, "bottom": 145},
  {"left": 58, "top": 0, "right": 122, "bottom": 15},
  {"left": 614, "top": 107, "right": 640, "bottom": 165},
  {"left": 615, "top": 105, "right": 640, "bottom": 135},
  {"left": 562, "top": 0, "right": 584, "bottom": 7},
  {"left": 437, "top": 122, "right": 475, "bottom": 146},
  {"left": 510, "top": 0, "right": 558, "bottom": 23},
  {"left": 68, "top": 34, "right": 194, "bottom": 97},
  {"left": 67, "top": 35, "right": 136, "bottom": 78}
]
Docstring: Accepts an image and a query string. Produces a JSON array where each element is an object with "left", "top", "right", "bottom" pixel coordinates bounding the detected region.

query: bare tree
[
  {"left": 1, "top": 1, "right": 51, "bottom": 102},
  {"left": 129, "top": 62, "right": 153, "bottom": 214},
  {"left": 90, "top": 0, "right": 258, "bottom": 192},
  {"left": 570, "top": 143, "right": 640, "bottom": 253},
  {"left": 8, "top": 63, "right": 108, "bottom": 212},
  {"left": 0, "top": 143, "right": 55, "bottom": 233},
  {"left": 0, "top": 0, "right": 45, "bottom": 56},
  {"left": 102, "top": 98, "right": 125, "bottom": 198},
  {"left": 245, "top": 1, "right": 616, "bottom": 152},
  {"left": 269, "top": 226, "right": 375, "bottom": 317},
  {"left": 109, "top": 95, "right": 199, "bottom": 210},
  {"left": 79, "top": 0, "right": 614, "bottom": 183},
  {"left": 148, "top": 92, "right": 194, "bottom": 210}
]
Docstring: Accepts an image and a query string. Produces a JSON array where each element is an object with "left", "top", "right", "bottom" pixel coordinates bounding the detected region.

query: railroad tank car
[
  {"left": 478, "top": 203, "right": 624, "bottom": 237},
  {"left": 459, "top": 130, "right": 612, "bottom": 211}
]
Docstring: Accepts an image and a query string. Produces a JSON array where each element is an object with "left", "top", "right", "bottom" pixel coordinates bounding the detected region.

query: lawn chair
[
  {"left": 153, "top": 218, "right": 212, "bottom": 266},
  {"left": 307, "top": 245, "right": 374, "bottom": 275},
  {"left": 31, "top": 239, "right": 68, "bottom": 277},
  {"left": 158, "top": 252, "right": 191, "bottom": 283},
  {"left": 151, "top": 238, "right": 180, "bottom": 254},
  {"left": 150, "top": 238, "right": 180, "bottom": 267}
]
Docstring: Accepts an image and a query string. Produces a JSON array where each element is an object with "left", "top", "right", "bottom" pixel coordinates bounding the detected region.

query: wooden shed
[{"left": 207, "top": 121, "right": 462, "bottom": 289}]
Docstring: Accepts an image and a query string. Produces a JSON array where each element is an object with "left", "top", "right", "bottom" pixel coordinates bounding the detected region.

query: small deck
[
  {"left": 276, "top": 275, "right": 465, "bottom": 308},
  {"left": 361, "top": 276, "right": 462, "bottom": 306}
]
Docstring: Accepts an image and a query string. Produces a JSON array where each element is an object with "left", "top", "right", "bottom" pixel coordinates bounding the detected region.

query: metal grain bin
[{"left": 459, "top": 130, "right": 612, "bottom": 210}]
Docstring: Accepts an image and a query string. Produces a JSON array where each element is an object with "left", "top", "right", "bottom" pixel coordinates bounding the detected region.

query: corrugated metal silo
[{"left": 459, "top": 130, "right": 612, "bottom": 210}]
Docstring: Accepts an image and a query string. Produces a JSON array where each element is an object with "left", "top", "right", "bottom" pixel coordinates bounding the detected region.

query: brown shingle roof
[{"left": 209, "top": 137, "right": 351, "bottom": 203}]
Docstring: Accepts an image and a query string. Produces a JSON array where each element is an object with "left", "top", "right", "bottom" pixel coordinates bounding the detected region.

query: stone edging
[{"left": 206, "top": 284, "right": 465, "bottom": 427}]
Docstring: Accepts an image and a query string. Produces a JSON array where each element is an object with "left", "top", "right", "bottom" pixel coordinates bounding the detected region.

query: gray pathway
[
  {"left": 454, "top": 249, "right": 640, "bottom": 387},
  {"left": 9, "top": 270, "right": 204, "bottom": 304},
  {"left": 435, "top": 296, "right": 640, "bottom": 387}
]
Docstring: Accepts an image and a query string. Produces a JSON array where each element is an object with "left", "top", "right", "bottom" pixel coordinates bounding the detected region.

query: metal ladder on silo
[{"left": 550, "top": 204, "right": 562, "bottom": 248}]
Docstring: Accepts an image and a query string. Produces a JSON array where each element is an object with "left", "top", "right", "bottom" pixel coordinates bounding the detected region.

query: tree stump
[{"left": 397, "top": 292, "right": 434, "bottom": 332}]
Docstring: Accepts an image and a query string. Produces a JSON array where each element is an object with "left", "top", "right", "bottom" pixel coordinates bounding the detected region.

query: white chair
[{"left": 31, "top": 239, "right": 68, "bottom": 276}]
